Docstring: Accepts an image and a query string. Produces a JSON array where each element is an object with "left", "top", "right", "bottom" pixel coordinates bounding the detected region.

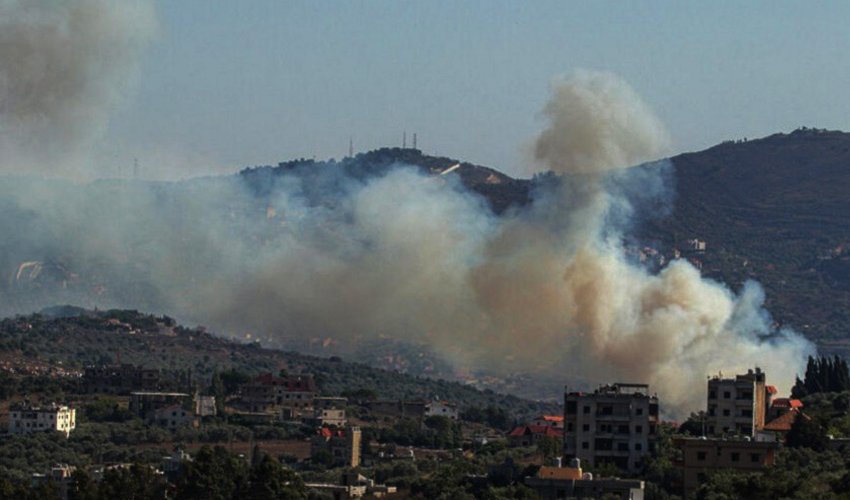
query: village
[{"left": 3, "top": 353, "right": 848, "bottom": 500}]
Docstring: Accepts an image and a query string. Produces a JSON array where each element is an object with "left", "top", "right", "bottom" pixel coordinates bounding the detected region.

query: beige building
[
  {"left": 525, "top": 459, "right": 645, "bottom": 500},
  {"left": 9, "top": 403, "right": 76, "bottom": 438},
  {"left": 564, "top": 383, "right": 659, "bottom": 474},
  {"left": 303, "top": 408, "right": 347, "bottom": 428},
  {"left": 673, "top": 437, "right": 779, "bottom": 498},
  {"left": 706, "top": 368, "right": 772, "bottom": 437}
]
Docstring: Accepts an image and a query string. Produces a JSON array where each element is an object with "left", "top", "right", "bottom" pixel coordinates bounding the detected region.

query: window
[
  {"left": 635, "top": 425, "right": 643, "bottom": 434},
  {"left": 635, "top": 408, "right": 643, "bottom": 415},
  {"left": 723, "top": 409, "right": 730, "bottom": 417},
  {"left": 731, "top": 452, "right": 740, "bottom": 462},
  {"left": 582, "top": 424, "right": 590, "bottom": 432},
  {"left": 750, "top": 453, "right": 760, "bottom": 463},
  {"left": 635, "top": 443, "right": 643, "bottom": 451},
  {"left": 617, "top": 442, "right": 629, "bottom": 451},
  {"left": 741, "top": 409, "right": 752, "bottom": 417},
  {"left": 697, "top": 451, "right": 707, "bottom": 461},
  {"left": 582, "top": 441, "right": 589, "bottom": 450},
  {"left": 723, "top": 391, "right": 731, "bottom": 399},
  {"left": 566, "top": 401, "right": 577, "bottom": 414},
  {"left": 567, "top": 423, "right": 574, "bottom": 432},
  {"left": 708, "top": 390, "right": 717, "bottom": 399},
  {"left": 583, "top": 406, "right": 591, "bottom": 415}
]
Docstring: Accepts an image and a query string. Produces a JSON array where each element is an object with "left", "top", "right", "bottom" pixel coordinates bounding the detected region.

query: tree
[
  {"left": 98, "top": 464, "right": 166, "bottom": 500},
  {"left": 243, "top": 453, "right": 306, "bottom": 500},
  {"left": 175, "top": 446, "right": 248, "bottom": 500},
  {"left": 786, "top": 414, "right": 829, "bottom": 452}
]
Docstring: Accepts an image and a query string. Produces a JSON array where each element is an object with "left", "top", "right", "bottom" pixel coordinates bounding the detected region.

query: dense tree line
[{"left": 791, "top": 355, "right": 850, "bottom": 398}]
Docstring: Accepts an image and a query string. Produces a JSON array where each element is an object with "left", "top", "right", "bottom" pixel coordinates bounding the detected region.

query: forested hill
[
  {"left": 646, "top": 128, "right": 850, "bottom": 350},
  {"left": 0, "top": 308, "right": 556, "bottom": 419}
]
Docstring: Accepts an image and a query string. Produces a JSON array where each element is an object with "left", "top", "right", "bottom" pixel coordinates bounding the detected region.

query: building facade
[
  {"left": 564, "top": 383, "right": 659, "bottom": 474},
  {"left": 673, "top": 437, "right": 779, "bottom": 497},
  {"left": 706, "top": 368, "right": 771, "bottom": 437},
  {"left": 9, "top": 403, "right": 76, "bottom": 437}
]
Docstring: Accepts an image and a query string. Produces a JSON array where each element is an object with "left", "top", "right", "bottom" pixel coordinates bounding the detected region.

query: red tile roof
[
  {"left": 766, "top": 385, "right": 778, "bottom": 395},
  {"left": 540, "top": 415, "right": 564, "bottom": 422},
  {"left": 764, "top": 410, "right": 808, "bottom": 432},
  {"left": 772, "top": 398, "right": 804, "bottom": 409},
  {"left": 507, "top": 425, "right": 563, "bottom": 438}
]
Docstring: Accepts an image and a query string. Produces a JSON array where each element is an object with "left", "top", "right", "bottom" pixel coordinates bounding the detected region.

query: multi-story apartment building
[
  {"left": 564, "top": 383, "right": 659, "bottom": 474},
  {"left": 240, "top": 373, "right": 316, "bottom": 413},
  {"left": 8, "top": 403, "right": 76, "bottom": 437},
  {"left": 705, "top": 367, "right": 772, "bottom": 436}
]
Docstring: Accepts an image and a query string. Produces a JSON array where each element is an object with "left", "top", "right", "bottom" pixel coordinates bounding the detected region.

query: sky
[{"left": 98, "top": 1, "right": 850, "bottom": 179}]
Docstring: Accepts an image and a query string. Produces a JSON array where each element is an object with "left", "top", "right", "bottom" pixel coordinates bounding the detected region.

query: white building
[
  {"left": 425, "top": 401, "right": 459, "bottom": 420},
  {"left": 9, "top": 403, "right": 76, "bottom": 437}
]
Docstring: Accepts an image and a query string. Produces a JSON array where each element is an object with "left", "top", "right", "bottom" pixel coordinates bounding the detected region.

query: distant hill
[{"left": 642, "top": 128, "right": 850, "bottom": 353}]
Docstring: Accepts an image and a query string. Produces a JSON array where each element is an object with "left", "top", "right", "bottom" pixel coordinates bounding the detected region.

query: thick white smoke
[
  {"left": 0, "top": 21, "right": 813, "bottom": 419},
  {"left": 0, "top": 0, "right": 157, "bottom": 176}
]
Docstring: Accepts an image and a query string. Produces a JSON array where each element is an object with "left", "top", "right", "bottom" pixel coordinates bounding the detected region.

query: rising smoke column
[
  {"left": 0, "top": 50, "right": 813, "bottom": 415},
  {"left": 0, "top": 0, "right": 157, "bottom": 176},
  {"left": 467, "top": 70, "right": 813, "bottom": 413}
]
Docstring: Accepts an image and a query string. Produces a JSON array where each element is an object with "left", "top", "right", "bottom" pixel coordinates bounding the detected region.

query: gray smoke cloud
[
  {"left": 0, "top": 59, "right": 813, "bottom": 415},
  {"left": 0, "top": 0, "right": 157, "bottom": 176}
]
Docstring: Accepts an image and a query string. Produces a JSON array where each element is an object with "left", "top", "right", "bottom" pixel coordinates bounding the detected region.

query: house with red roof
[
  {"left": 531, "top": 415, "right": 564, "bottom": 429},
  {"left": 507, "top": 425, "right": 563, "bottom": 447}
]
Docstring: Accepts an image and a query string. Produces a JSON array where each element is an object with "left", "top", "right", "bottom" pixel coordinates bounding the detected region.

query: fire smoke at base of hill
[{"left": 0, "top": 54, "right": 813, "bottom": 414}]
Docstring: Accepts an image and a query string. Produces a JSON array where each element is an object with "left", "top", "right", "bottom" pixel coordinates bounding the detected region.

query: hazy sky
[{"left": 99, "top": 1, "right": 850, "bottom": 179}]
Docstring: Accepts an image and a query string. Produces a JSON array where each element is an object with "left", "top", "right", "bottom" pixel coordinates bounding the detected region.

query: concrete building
[
  {"left": 9, "top": 403, "right": 76, "bottom": 437},
  {"left": 564, "top": 383, "right": 659, "bottom": 474},
  {"left": 151, "top": 404, "right": 198, "bottom": 429},
  {"left": 82, "top": 364, "right": 160, "bottom": 394},
  {"left": 314, "top": 396, "right": 348, "bottom": 410},
  {"left": 129, "top": 391, "right": 192, "bottom": 418},
  {"left": 673, "top": 437, "right": 779, "bottom": 498},
  {"left": 706, "top": 368, "right": 772, "bottom": 437},
  {"left": 194, "top": 395, "right": 217, "bottom": 417},
  {"left": 525, "top": 458, "right": 645, "bottom": 500},
  {"left": 425, "top": 400, "right": 459, "bottom": 420},
  {"left": 240, "top": 373, "right": 316, "bottom": 413},
  {"left": 303, "top": 408, "right": 347, "bottom": 428}
]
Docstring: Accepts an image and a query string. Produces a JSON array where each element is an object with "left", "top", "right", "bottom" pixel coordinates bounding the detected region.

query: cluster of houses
[
  {"left": 9, "top": 362, "right": 845, "bottom": 499},
  {"left": 505, "top": 367, "right": 824, "bottom": 499}
]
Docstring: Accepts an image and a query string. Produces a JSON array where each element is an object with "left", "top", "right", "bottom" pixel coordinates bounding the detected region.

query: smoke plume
[
  {"left": 0, "top": 64, "right": 813, "bottom": 415},
  {"left": 0, "top": 0, "right": 157, "bottom": 175}
]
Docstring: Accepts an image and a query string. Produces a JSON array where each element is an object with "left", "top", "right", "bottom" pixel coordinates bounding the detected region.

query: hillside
[
  {"left": 0, "top": 308, "right": 557, "bottom": 419},
  {"left": 643, "top": 128, "right": 850, "bottom": 352}
]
